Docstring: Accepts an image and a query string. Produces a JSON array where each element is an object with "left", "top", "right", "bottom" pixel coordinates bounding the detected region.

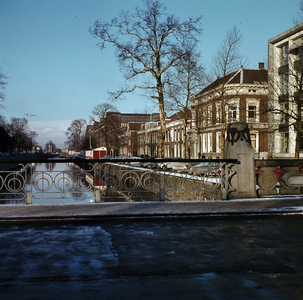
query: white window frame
[
  {"left": 216, "top": 102, "right": 222, "bottom": 124},
  {"left": 216, "top": 131, "right": 221, "bottom": 153},
  {"left": 226, "top": 99, "right": 240, "bottom": 123},
  {"left": 203, "top": 133, "right": 207, "bottom": 153},
  {"left": 250, "top": 130, "right": 259, "bottom": 152},
  {"left": 246, "top": 99, "right": 260, "bottom": 123},
  {"left": 208, "top": 133, "right": 212, "bottom": 152}
]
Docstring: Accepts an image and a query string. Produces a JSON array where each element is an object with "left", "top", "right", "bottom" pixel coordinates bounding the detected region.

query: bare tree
[
  {"left": 0, "top": 115, "right": 9, "bottom": 152},
  {"left": 0, "top": 114, "right": 8, "bottom": 130},
  {"left": 210, "top": 26, "right": 244, "bottom": 157},
  {"left": 65, "top": 119, "right": 87, "bottom": 151},
  {"left": 0, "top": 70, "right": 7, "bottom": 108},
  {"left": 89, "top": 0, "right": 202, "bottom": 157},
  {"left": 166, "top": 44, "right": 205, "bottom": 158},
  {"left": 7, "top": 117, "right": 31, "bottom": 152},
  {"left": 24, "top": 130, "right": 38, "bottom": 152},
  {"left": 89, "top": 103, "right": 122, "bottom": 155},
  {"left": 293, "top": 3, "right": 303, "bottom": 25}
]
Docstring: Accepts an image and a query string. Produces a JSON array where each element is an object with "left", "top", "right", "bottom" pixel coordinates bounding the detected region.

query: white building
[{"left": 268, "top": 22, "right": 303, "bottom": 157}]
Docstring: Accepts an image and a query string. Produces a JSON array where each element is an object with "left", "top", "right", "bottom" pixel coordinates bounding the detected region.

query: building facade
[
  {"left": 189, "top": 63, "right": 268, "bottom": 159},
  {"left": 136, "top": 111, "right": 191, "bottom": 158},
  {"left": 87, "top": 112, "right": 160, "bottom": 156},
  {"left": 268, "top": 22, "right": 303, "bottom": 158}
]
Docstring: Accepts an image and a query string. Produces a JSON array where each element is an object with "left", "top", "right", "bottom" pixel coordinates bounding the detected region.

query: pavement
[
  {"left": 1, "top": 199, "right": 303, "bottom": 299},
  {"left": 1, "top": 211, "right": 303, "bottom": 299},
  {"left": 0, "top": 197, "right": 303, "bottom": 222}
]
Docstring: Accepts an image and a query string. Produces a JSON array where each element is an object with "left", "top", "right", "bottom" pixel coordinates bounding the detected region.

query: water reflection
[{"left": 29, "top": 163, "right": 94, "bottom": 204}]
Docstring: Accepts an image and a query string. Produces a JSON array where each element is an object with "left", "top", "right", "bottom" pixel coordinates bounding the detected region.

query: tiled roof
[
  {"left": 167, "top": 110, "right": 192, "bottom": 121},
  {"left": 196, "top": 68, "right": 268, "bottom": 96}
]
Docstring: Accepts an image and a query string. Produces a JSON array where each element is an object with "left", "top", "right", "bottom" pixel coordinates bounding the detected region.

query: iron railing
[{"left": 0, "top": 158, "right": 239, "bottom": 204}]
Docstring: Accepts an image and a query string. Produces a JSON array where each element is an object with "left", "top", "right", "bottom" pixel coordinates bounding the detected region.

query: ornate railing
[
  {"left": 256, "top": 159, "right": 303, "bottom": 197},
  {"left": 0, "top": 158, "right": 239, "bottom": 204}
]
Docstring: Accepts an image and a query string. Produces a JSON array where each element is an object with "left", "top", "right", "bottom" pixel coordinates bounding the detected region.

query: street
[{"left": 0, "top": 215, "right": 303, "bottom": 299}]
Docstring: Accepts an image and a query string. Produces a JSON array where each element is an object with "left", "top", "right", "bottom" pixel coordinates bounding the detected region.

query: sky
[{"left": 0, "top": 0, "right": 301, "bottom": 149}]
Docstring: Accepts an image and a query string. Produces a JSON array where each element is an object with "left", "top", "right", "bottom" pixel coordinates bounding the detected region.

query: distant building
[
  {"left": 136, "top": 111, "right": 191, "bottom": 158},
  {"left": 87, "top": 112, "right": 160, "bottom": 156}
]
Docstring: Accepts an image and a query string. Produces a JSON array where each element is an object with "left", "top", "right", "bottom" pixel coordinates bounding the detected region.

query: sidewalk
[{"left": 1, "top": 197, "right": 303, "bottom": 222}]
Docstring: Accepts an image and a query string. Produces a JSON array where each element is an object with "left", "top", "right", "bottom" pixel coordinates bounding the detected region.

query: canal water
[{"left": 0, "top": 162, "right": 93, "bottom": 205}]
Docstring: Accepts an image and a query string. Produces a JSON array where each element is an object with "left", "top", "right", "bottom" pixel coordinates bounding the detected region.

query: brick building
[
  {"left": 189, "top": 63, "right": 268, "bottom": 158},
  {"left": 87, "top": 112, "right": 160, "bottom": 156}
]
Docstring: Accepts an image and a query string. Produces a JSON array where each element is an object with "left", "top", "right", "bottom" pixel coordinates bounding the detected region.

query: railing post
[
  {"left": 160, "top": 189, "right": 165, "bottom": 202},
  {"left": 159, "top": 167, "right": 165, "bottom": 202},
  {"left": 95, "top": 189, "right": 101, "bottom": 203},
  {"left": 26, "top": 191, "right": 32, "bottom": 204},
  {"left": 223, "top": 122, "right": 257, "bottom": 199}
]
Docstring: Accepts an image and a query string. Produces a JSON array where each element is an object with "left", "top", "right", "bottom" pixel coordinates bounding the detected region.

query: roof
[
  {"left": 268, "top": 22, "right": 303, "bottom": 44},
  {"left": 196, "top": 67, "right": 268, "bottom": 96},
  {"left": 167, "top": 110, "right": 192, "bottom": 122}
]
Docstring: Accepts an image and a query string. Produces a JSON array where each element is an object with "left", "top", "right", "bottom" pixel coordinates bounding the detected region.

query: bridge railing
[
  {"left": 256, "top": 159, "right": 303, "bottom": 197},
  {"left": 0, "top": 158, "right": 239, "bottom": 204}
]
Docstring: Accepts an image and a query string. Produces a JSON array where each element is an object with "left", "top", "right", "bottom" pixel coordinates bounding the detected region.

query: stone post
[
  {"left": 26, "top": 191, "right": 32, "bottom": 204},
  {"left": 223, "top": 122, "right": 257, "bottom": 199}
]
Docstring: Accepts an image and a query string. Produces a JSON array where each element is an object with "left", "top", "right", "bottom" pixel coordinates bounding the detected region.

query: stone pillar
[{"left": 223, "top": 122, "right": 257, "bottom": 199}]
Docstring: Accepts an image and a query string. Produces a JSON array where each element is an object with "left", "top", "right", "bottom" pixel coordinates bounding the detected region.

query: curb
[{"left": 0, "top": 199, "right": 302, "bottom": 223}]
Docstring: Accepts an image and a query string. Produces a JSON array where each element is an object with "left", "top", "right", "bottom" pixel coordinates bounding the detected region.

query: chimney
[{"left": 259, "top": 62, "right": 265, "bottom": 69}]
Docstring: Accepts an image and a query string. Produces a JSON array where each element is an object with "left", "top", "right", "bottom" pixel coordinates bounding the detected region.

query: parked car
[
  {"left": 171, "top": 162, "right": 189, "bottom": 172},
  {"left": 158, "top": 161, "right": 184, "bottom": 171},
  {"left": 101, "top": 155, "right": 114, "bottom": 159},
  {"left": 189, "top": 162, "right": 220, "bottom": 175},
  {"left": 126, "top": 157, "right": 141, "bottom": 166},
  {"left": 140, "top": 158, "right": 161, "bottom": 169}
]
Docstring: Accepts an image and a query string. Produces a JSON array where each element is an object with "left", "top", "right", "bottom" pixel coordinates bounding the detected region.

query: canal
[
  {"left": 0, "top": 161, "right": 93, "bottom": 204},
  {"left": 29, "top": 161, "right": 93, "bottom": 204}
]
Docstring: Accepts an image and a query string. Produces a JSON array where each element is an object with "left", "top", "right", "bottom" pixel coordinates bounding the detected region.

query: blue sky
[{"left": 0, "top": 0, "right": 301, "bottom": 148}]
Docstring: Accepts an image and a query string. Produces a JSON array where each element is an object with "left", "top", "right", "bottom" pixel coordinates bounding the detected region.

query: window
[
  {"left": 216, "top": 131, "right": 221, "bottom": 153},
  {"left": 203, "top": 134, "right": 207, "bottom": 153},
  {"left": 208, "top": 133, "right": 212, "bottom": 152},
  {"left": 281, "top": 132, "right": 289, "bottom": 153},
  {"left": 250, "top": 134, "right": 256, "bottom": 149},
  {"left": 282, "top": 73, "right": 289, "bottom": 95},
  {"left": 197, "top": 108, "right": 202, "bottom": 128},
  {"left": 281, "top": 102, "right": 289, "bottom": 124},
  {"left": 207, "top": 105, "right": 212, "bottom": 125},
  {"left": 216, "top": 103, "right": 221, "bottom": 124},
  {"left": 202, "top": 108, "right": 207, "bottom": 127},
  {"left": 282, "top": 44, "right": 289, "bottom": 65},
  {"left": 248, "top": 106, "right": 256, "bottom": 121},
  {"left": 246, "top": 99, "right": 259, "bottom": 123},
  {"left": 202, "top": 105, "right": 212, "bottom": 127},
  {"left": 228, "top": 105, "right": 237, "bottom": 122},
  {"left": 198, "top": 134, "right": 202, "bottom": 154}
]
